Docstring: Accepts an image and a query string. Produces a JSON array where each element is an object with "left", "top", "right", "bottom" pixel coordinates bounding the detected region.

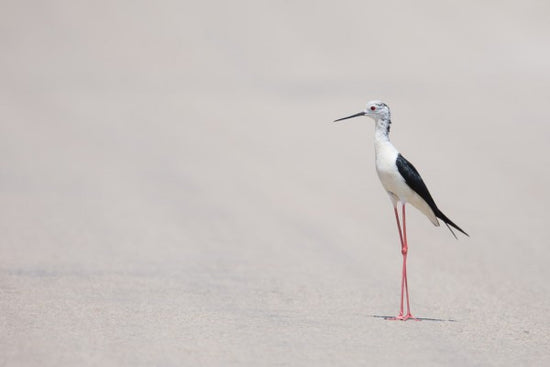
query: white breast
[{"left": 374, "top": 140, "right": 402, "bottom": 198}]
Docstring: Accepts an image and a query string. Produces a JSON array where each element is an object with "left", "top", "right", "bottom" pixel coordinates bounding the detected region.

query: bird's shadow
[{"left": 369, "top": 315, "right": 457, "bottom": 322}]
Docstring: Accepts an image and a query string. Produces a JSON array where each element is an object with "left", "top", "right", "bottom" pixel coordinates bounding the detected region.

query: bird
[{"left": 334, "top": 100, "right": 468, "bottom": 321}]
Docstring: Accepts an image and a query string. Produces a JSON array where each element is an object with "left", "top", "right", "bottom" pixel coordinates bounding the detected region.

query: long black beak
[{"left": 334, "top": 111, "right": 366, "bottom": 122}]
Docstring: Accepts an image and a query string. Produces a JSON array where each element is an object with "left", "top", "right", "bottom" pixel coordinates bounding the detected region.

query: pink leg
[
  {"left": 394, "top": 206, "right": 405, "bottom": 318},
  {"left": 388, "top": 203, "right": 419, "bottom": 321},
  {"left": 388, "top": 205, "right": 405, "bottom": 320},
  {"left": 401, "top": 204, "right": 417, "bottom": 320}
]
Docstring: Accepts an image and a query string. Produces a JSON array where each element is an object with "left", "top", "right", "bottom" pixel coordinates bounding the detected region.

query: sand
[{"left": 1, "top": 0, "right": 550, "bottom": 365}]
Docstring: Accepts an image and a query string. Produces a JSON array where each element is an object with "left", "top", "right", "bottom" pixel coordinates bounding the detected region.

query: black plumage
[{"left": 395, "top": 154, "right": 468, "bottom": 238}]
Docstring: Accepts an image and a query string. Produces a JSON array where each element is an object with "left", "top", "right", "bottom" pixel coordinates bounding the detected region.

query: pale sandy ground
[{"left": 1, "top": 1, "right": 550, "bottom": 366}]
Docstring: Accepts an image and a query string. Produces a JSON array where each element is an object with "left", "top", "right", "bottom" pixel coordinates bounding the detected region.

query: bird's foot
[
  {"left": 401, "top": 313, "right": 420, "bottom": 321},
  {"left": 385, "top": 312, "right": 404, "bottom": 321},
  {"left": 386, "top": 312, "right": 420, "bottom": 321}
]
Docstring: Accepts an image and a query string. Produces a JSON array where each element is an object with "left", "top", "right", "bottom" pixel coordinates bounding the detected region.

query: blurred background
[{"left": 1, "top": 0, "right": 549, "bottom": 365}]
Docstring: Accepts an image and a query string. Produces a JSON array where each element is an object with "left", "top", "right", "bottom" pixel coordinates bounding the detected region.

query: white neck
[
  {"left": 373, "top": 117, "right": 399, "bottom": 167},
  {"left": 374, "top": 117, "right": 391, "bottom": 142}
]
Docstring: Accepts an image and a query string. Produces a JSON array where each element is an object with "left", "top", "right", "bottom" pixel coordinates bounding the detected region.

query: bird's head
[{"left": 334, "top": 100, "right": 391, "bottom": 122}]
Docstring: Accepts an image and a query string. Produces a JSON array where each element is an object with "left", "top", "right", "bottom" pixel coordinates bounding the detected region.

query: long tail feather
[
  {"left": 444, "top": 222, "right": 458, "bottom": 239},
  {"left": 435, "top": 209, "right": 469, "bottom": 238}
]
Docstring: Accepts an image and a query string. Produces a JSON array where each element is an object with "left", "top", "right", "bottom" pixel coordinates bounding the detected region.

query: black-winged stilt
[{"left": 334, "top": 100, "right": 468, "bottom": 321}]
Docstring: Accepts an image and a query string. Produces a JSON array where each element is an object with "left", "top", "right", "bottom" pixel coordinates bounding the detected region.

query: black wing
[{"left": 396, "top": 154, "right": 469, "bottom": 237}]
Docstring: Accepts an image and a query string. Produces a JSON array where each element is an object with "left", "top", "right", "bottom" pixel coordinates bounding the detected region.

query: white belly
[{"left": 376, "top": 157, "right": 408, "bottom": 201}]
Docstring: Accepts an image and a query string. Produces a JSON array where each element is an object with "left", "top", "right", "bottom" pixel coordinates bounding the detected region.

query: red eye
[{"left": 370, "top": 106, "right": 376, "bottom": 111}]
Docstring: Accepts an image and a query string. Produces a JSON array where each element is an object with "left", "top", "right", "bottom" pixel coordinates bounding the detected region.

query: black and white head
[{"left": 334, "top": 100, "right": 391, "bottom": 122}]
